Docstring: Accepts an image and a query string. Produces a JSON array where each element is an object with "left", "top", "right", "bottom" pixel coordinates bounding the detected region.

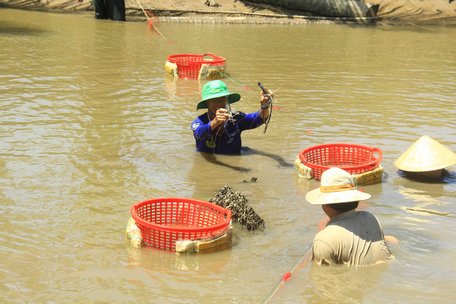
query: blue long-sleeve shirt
[{"left": 191, "top": 111, "right": 264, "bottom": 154}]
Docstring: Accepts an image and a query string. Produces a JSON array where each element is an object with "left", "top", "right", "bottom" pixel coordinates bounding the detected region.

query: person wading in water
[
  {"left": 191, "top": 80, "right": 271, "bottom": 155},
  {"left": 93, "top": 0, "right": 125, "bottom": 21},
  {"left": 306, "top": 167, "right": 394, "bottom": 266}
]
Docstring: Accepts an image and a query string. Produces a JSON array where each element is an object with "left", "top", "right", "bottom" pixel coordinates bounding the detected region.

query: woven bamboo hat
[
  {"left": 394, "top": 136, "right": 456, "bottom": 172},
  {"left": 305, "top": 167, "right": 371, "bottom": 205}
]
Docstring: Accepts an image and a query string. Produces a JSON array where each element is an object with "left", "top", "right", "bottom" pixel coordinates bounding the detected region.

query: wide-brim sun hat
[
  {"left": 196, "top": 80, "right": 241, "bottom": 110},
  {"left": 394, "top": 135, "right": 456, "bottom": 172},
  {"left": 305, "top": 167, "right": 371, "bottom": 205}
]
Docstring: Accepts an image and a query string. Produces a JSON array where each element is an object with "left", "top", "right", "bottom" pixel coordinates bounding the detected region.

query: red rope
[{"left": 262, "top": 248, "right": 312, "bottom": 304}]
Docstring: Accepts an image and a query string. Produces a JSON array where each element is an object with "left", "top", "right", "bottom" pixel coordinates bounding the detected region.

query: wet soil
[{"left": 1, "top": 0, "right": 455, "bottom": 24}]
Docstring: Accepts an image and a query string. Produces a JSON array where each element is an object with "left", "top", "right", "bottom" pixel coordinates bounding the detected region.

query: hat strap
[{"left": 320, "top": 184, "right": 355, "bottom": 193}]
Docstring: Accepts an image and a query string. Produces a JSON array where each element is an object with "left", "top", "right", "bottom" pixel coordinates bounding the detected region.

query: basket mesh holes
[
  {"left": 299, "top": 144, "right": 381, "bottom": 180},
  {"left": 133, "top": 198, "right": 231, "bottom": 250}
]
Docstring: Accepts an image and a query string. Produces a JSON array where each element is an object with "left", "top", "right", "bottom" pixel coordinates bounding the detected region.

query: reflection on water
[
  {"left": 1, "top": 8, "right": 456, "bottom": 304},
  {"left": 126, "top": 244, "right": 232, "bottom": 273},
  {"left": 394, "top": 173, "right": 456, "bottom": 221}
]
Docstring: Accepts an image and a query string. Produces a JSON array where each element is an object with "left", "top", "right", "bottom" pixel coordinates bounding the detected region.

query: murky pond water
[{"left": 1, "top": 8, "right": 455, "bottom": 303}]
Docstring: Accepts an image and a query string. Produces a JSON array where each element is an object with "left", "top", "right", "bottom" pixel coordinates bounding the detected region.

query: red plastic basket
[
  {"left": 299, "top": 143, "right": 382, "bottom": 180},
  {"left": 131, "top": 198, "right": 231, "bottom": 251},
  {"left": 167, "top": 53, "right": 226, "bottom": 79}
]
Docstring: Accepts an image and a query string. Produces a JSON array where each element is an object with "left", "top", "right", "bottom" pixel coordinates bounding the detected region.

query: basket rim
[
  {"left": 130, "top": 197, "right": 232, "bottom": 233},
  {"left": 167, "top": 53, "right": 225, "bottom": 64},
  {"left": 298, "top": 143, "right": 382, "bottom": 169}
]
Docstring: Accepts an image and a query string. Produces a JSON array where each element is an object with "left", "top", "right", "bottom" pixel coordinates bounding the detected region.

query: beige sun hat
[
  {"left": 394, "top": 136, "right": 456, "bottom": 172},
  {"left": 305, "top": 167, "right": 371, "bottom": 205}
]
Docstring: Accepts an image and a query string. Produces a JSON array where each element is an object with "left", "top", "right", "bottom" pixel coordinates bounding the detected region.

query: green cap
[{"left": 196, "top": 80, "right": 241, "bottom": 110}]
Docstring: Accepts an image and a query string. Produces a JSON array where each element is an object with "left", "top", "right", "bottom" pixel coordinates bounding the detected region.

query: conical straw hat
[{"left": 394, "top": 136, "right": 456, "bottom": 172}]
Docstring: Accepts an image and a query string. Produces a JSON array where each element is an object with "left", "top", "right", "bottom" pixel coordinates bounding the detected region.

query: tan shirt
[{"left": 312, "top": 210, "right": 393, "bottom": 266}]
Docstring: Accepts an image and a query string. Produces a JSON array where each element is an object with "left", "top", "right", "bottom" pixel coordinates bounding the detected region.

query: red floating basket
[
  {"left": 131, "top": 198, "right": 231, "bottom": 251},
  {"left": 167, "top": 53, "right": 226, "bottom": 79},
  {"left": 299, "top": 143, "right": 382, "bottom": 181}
]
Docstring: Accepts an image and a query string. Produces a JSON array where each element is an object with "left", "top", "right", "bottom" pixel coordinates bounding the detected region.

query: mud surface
[{"left": 1, "top": 0, "right": 455, "bottom": 23}]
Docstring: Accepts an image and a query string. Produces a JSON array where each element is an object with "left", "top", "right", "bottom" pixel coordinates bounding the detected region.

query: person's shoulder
[
  {"left": 357, "top": 210, "right": 379, "bottom": 220},
  {"left": 193, "top": 113, "right": 208, "bottom": 122},
  {"left": 315, "top": 224, "right": 345, "bottom": 241},
  {"left": 355, "top": 210, "right": 383, "bottom": 228}
]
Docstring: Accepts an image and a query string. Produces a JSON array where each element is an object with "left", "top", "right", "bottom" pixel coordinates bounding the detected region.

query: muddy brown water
[{"left": 1, "top": 9, "right": 455, "bottom": 303}]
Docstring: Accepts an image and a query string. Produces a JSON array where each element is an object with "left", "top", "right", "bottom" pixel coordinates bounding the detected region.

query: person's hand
[
  {"left": 260, "top": 91, "right": 271, "bottom": 109},
  {"left": 210, "top": 108, "right": 229, "bottom": 129},
  {"left": 259, "top": 90, "right": 272, "bottom": 121},
  {"left": 384, "top": 235, "right": 399, "bottom": 244}
]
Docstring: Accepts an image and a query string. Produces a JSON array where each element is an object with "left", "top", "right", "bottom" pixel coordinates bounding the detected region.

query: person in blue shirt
[{"left": 191, "top": 80, "right": 271, "bottom": 154}]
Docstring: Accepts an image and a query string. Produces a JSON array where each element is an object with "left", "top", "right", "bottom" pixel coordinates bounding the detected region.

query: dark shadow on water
[
  {"left": 199, "top": 147, "right": 294, "bottom": 172},
  {"left": 444, "top": 171, "right": 456, "bottom": 184},
  {"left": 200, "top": 152, "right": 251, "bottom": 172},
  {"left": 397, "top": 169, "right": 455, "bottom": 184},
  {"left": 0, "top": 21, "right": 48, "bottom": 36},
  {"left": 241, "top": 146, "right": 294, "bottom": 168}
]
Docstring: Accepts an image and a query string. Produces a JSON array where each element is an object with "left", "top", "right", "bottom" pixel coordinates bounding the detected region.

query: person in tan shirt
[{"left": 306, "top": 167, "right": 394, "bottom": 266}]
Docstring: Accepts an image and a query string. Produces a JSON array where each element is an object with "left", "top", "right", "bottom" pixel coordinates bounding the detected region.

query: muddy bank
[
  {"left": 371, "top": 0, "right": 456, "bottom": 23},
  {"left": 0, "top": 0, "right": 455, "bottom": 24}
]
